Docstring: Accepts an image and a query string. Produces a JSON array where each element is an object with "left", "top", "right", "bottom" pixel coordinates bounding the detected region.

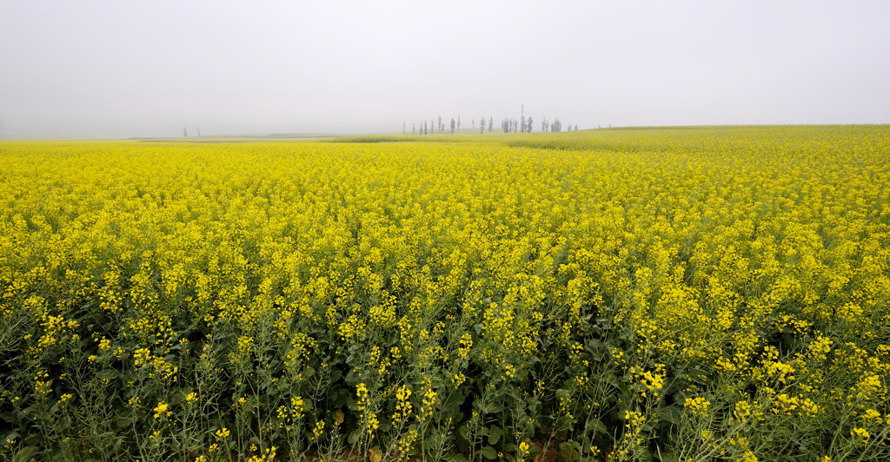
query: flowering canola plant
[{"left": 0, "top": 125, "right": 889, "bottom": 460}]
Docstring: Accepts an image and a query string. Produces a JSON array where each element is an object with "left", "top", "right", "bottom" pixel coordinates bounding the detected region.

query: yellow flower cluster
[
  {"left": 153, "top": 401, "right": 171, "bottom": 419},
  {"left": 355, "top": 383, "right": 379, "bottom": 435},
  {"left": 684, "top": 397, "right": 711, "bottom": 416},
  {"left": 392, "top": 385, "right": 412, "bottom": 424},
  {"left": 631, "top": 364, "right": 667, "bottom": 398},
  {"left": 2, "top": 126, "right": 889, "bottom": 460}
]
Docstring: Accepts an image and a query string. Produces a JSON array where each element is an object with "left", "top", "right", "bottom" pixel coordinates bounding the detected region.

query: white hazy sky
[{"left": 1, "top": 0, "right": 888, "bottom": 138}]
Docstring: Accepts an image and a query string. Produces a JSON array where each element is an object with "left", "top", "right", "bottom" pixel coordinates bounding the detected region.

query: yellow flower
[
  {"left": 861, "top": 409, "right": 881, "bottom": 422},
  {"left": 850, "top": 427, "right": 870, "bottom": 442},
  {"left": 312, "top": 420, "right": 325, "bottom": 438},
  {"left": 215, "top": 427, "right": 231, "bottom": 439},
  {"left": 393, "top": 385, "right": 413, "bottom": 424},
  {"left": 683, "top": 396, "right": 711, "bottom": 416},
  {"left": 518, "top": 441, "right": 530, "bottom": 457},
  {"left": 152, "top": 401, "right": 170, "bottom": 419}
]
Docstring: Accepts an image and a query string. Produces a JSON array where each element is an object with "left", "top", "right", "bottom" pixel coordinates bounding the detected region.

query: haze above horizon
[{"left": 1, "top": 0, "right": 888, "bottom": 139}]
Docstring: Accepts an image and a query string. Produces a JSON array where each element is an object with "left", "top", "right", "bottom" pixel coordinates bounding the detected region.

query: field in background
[{"left": 1, "top": 126, "right": 889, "bottom": 461}]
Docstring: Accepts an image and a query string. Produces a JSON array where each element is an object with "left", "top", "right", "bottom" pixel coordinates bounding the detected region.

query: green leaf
[
  {"left": 480, "top": 446, "right": 498, "bottom": 460},
  {"left": 11, "top": 446, "right": 39, "bottom": 462},
  {"left": 602, "top": 372, "right": 621, "bottom": 390},
  {"left": 458, "top": 423, "right": 471, "bottom": 441},
  {"left": 658, "top": 405, "right": 682, "bottom": 425},
  {"left": 585, "top": 417, "right": 608, "bottom": 434},
  {"left": 488, "top": 425, "right": 502, "bottom": 445}
]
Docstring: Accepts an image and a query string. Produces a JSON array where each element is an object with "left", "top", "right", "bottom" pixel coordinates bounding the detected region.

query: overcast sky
[{"left": 1, "top": 0, "right": 888, "bottom": 138}]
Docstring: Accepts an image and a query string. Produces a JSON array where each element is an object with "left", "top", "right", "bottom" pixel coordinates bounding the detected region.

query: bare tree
[
  {"left": 488, "top": 117, "right": 493, "bottom": 132},
  {"left": 520, "top": 104, "right": 526, "bottom": 133}
]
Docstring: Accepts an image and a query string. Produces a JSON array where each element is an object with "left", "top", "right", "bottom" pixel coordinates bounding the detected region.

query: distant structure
[
  {"left": 407, "top": 106, "right": 575, "bottom": 135},
  {"left": 183, "top": 127, "right": 188, "bottom": 137}
]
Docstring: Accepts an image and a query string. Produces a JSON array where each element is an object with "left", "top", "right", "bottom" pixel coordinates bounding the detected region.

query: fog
[{"left": 1, "top": 0, "right": 888, "bottom": 138}]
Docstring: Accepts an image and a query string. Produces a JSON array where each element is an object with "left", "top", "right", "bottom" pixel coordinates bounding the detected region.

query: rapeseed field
[{"left": 1, "top": 126, "right": 888, "bottom": 460}]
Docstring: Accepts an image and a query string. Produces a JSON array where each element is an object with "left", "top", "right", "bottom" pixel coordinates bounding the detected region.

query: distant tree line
[
  {"left": 182, "top": 127, "right": 202, "bottom": 137},
  {"left": 403, "top": 106, "right": 580, "bottom": 135}
]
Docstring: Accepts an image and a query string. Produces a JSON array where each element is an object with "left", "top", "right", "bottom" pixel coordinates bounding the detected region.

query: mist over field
[{"left": 1, "top": 0, "right": 889, "bottom": 138}]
